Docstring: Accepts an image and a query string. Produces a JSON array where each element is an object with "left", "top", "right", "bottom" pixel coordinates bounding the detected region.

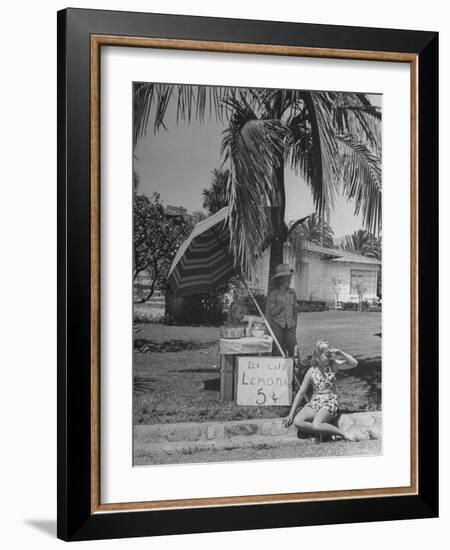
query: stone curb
[
  {"left": 134, "top": 411, "right": 382, "bottom": 446},
  {"left": 134, "top": 433, "right": 301, "bottom": 458}
]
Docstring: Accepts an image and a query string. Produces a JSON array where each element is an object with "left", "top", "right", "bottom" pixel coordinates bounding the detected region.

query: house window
[{"left": 350, "top": 269, "right": 377, "bottom": 297}]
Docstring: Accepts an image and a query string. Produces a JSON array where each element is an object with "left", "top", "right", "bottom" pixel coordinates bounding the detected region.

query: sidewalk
[{"left": 134, "top": 411, "right": 381, "bottom": 458}]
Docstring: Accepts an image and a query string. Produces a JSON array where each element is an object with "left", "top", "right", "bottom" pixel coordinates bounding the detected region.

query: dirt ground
[{"left": 134, "top": 311, "right": 381, "bottom": 425}]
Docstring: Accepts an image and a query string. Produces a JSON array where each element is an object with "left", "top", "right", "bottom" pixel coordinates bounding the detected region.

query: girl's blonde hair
[{"left": 311, "top": 339, "right": 330, "bottom": 367}]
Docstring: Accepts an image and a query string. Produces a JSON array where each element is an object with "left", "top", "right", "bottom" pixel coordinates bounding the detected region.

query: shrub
[
  {"left": 165, "top": 292, "right": 227, "bottom": 326},
  {"left": 133, "top": 309, "right": 164, "bottom": 323},
  {"left": 297, "top": 300, "right": 327, "bottom": 312},
  {"left": 342, "top": 300, "right": 376, "bottom": 311}
]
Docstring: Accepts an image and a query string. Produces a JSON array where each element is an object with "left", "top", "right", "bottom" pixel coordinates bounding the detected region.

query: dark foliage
[
  {"left": 165, "top": 293, "right": 228, "bottom": 326},
  {"left": 297, "top": 300, "right": 327, "bottom": 312}
]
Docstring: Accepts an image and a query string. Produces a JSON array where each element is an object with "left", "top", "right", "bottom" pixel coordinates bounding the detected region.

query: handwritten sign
[{"left": 236, "top": 356, "right": 293, "bottom": 406}]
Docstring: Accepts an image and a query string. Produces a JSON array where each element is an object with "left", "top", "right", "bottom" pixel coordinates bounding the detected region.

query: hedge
[
  {"left": 341, "top": 300, "right": 381, "bottom": 312},
  {"left": 165, "top": 292, "right": 227, "bottom": 326},
  {"left": 297, "top": 300, "right": 327, "bottom": 312}
]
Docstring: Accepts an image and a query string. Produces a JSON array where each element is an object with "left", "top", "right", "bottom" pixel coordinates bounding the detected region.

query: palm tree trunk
[
  {"left": 268, "top": 235, "right": 285, "bottom": 291},
  {"left": 268, "top": 163, "right": 287, "bottom": 291}
]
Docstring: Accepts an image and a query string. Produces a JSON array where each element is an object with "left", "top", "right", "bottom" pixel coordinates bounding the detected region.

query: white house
[{"left": 249, "top": 241, "right": 381, "bottom": 306}]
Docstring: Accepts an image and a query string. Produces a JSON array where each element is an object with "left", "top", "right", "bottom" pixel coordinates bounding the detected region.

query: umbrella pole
[{"left": 239, "top": 276, "right": 286, "bottom": 358}]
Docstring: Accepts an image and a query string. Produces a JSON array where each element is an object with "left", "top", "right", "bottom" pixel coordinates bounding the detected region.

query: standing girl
[{"left": 266, "top": 263, "right": 298, "bottom": 357}]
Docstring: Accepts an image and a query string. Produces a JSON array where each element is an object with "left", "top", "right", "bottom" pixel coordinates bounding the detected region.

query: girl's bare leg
[
  {"left": 293, "top": 406, "right": 317, "bottom": 433},
  {"left": 312, "top": 408, "right": 354, "bottom": 440}
]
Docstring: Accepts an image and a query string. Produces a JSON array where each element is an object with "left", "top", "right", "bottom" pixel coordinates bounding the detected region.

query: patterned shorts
[{"left": 308, "top": 393, "right": 338, "bottom": 418}]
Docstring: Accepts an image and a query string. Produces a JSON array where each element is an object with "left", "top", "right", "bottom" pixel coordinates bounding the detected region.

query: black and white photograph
[
  {"left": 132, "top": 83, "right": 383, "bottom": 466},
  {"left": 0, "top": 0, "right": 443, "bottom": 546}
]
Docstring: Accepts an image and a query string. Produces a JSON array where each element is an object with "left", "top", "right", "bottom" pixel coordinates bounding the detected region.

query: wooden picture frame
[{"left": 57, "top": 8, "right": 438, "bottom": 541}]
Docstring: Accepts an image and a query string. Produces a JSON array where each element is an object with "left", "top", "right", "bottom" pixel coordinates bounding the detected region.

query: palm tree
[
  {"left": 288, "top": 212, "right": 335, "bottom": 248},
  {"left": 134, "top": 84, "right": 381, "bottom": 286},
  {"left": 341, "top": 229, "right": 381, "bottom": 259}
]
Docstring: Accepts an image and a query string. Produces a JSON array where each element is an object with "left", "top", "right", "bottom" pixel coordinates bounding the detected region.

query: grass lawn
[{"left": 134, "top": 311, "right": 381, "bottom": 425}]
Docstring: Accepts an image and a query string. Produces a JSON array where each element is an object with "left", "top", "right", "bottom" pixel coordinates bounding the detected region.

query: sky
[{"left": 134, "top": 90, "right": 381, "bottom": 238}]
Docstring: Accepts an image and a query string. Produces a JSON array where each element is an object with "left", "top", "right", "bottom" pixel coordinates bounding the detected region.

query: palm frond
[
  {"left": 285, "top": 109, "right": 313, "bottom": 180},
  {"left": 355, "top": 93, "right": 382, "bottom": 119},
  {"left": 330, "top": 92, "right": 382, "bottom": 152},
  {"left": 341, "top": 229, "right": 381, "bottom": 259},
  {"left": 133, "top": 83, "right": 235, "bottom": 140},
  {"left": 298, "top": 92, "right": 340, "bottom": 220},
  {"left": 154, "top": 84, "right": 175, "bottom": 131},
  {"left": 336, "top": 134, "right": 382, "bottom": 235},
  {"left": 285, "top": 91, "right": 381, "bottom": 233},
  {"left": 288, "top": 213, "right": 335, "bottom": 248},
  {"left": 133, "top": 83, "right": 155, "bottom": 145},
  {"left": 220, "top": 98, "right": 290, "bottom": 274}
]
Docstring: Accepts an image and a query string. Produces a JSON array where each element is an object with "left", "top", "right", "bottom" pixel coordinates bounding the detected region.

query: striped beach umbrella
[
  {"left": 167, "top": 207, "right": 237, "bottom": 296},
  {"left": 167, "top": 206, "right": 286, "bottom": 356}
]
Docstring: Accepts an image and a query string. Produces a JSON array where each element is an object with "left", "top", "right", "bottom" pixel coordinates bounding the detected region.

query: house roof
[
  {"left": 165, "top": 205, "right": 190, "bottom": 218},
  {"left": 304, "top": 242, "right": 381, "bottom": 265}
]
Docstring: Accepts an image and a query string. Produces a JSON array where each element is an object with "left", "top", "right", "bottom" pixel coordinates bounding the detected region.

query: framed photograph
[{"left": 57, "top": 8, "right": 438, "bottom": 541}]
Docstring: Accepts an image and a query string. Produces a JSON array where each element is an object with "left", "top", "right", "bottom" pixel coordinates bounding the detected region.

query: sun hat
[{"left": 272, "top": 263, "right": 294, "bottom": 279}]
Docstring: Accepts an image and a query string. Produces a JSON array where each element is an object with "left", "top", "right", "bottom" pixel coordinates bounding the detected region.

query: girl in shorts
[{"left": 282, "top": 339, "right": 358, "bottom": 441}]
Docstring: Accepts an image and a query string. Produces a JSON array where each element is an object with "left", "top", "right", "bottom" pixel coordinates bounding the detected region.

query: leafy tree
[
  {"left": 353, "top": 277, "right": 368, "bottom": 312},
  {"left": 331, "top": 278, "right": 344, "bottom": 310},
  {"left": 190, "top": 210, "right": 208, "bottom": 225},
  {"left": 202, "top": 169, "right": 229, "bottom": 214},
  {"left": 133, "top": 192, "right": 190, "bottom": 302}
]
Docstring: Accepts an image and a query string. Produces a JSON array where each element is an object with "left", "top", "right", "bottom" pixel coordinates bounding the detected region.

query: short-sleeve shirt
[{"left": 266, "top": 288, "right": 297, "bottom": 329}]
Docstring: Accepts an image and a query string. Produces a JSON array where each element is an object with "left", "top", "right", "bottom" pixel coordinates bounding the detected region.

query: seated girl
[{"left": 282, "top": 339, "right": 358, "bottom": 441}]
